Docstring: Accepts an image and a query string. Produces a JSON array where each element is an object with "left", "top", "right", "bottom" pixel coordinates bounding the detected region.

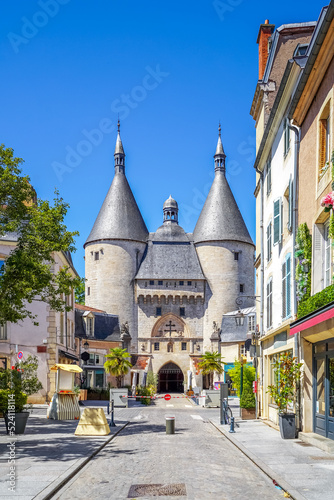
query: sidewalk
[
  {"left": 210, "top": 416, "right": 334, "bottom": 500},
  {"left": 0, "top": 403, "right": 141, "bottom": 500}
]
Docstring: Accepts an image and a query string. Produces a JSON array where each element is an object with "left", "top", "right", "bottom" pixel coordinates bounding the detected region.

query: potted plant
[
  {"left": 0, "top": 355, "right": 43, "bottom": 434},
  {"left": 267, "top": 352, "right": 302, "bottom": 439},
  {"left": 240, "top": 385, "right": 256, "bottom": 419},
  {"left": 0, "top": 369, "right": 29, "bottom": 434}
]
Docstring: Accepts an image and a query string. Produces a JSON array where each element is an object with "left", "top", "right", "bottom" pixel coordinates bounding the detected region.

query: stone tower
[
  {"left": 193, "top": 125, "right": 255, "bottom": 350},
  {"left": 84, "top": 122, "right": 148, "bottom": 343}
]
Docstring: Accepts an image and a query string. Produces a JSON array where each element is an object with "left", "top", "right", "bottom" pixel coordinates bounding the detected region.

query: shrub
[
  {"left": 240, "top": 386, "right": 255, "bottom": 409},
  {"left": 136, "top": 385, "right": 152, "bottom": 405},
  {"left": 297, "top": 285, "right": 334, "bottom": 318}
]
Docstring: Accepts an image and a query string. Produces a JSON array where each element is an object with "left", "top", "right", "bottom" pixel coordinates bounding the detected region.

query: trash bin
[{"left": 165, "top": 416, "right": 175, "bottom": 434}]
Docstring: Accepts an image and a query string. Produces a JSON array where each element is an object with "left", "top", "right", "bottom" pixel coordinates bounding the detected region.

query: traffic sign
[
  {"left": 164, "top": 394, "right": 171, "bottom": 401},
  {"left": 17, "top": 351, "right": 23, "bottom": 360}
]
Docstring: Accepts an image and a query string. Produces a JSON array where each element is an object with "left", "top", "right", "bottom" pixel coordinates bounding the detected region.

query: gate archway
[{"left": 158, "top": 362, "right": 184, "bottom": 393}]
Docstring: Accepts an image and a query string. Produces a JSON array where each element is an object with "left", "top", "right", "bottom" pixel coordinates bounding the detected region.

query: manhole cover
[{"left": 128, "top": 483, "right": 187, "bottom": 497}]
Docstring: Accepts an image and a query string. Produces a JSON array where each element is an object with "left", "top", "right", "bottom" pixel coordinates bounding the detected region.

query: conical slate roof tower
[
  {"left": 193, "top": 124, "right": 253, "bottom": 245},
  {"left": 85, "top": 122, "right": 148, "bottom": 246}
]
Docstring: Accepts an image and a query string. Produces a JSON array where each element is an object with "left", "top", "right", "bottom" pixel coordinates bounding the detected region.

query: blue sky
[{"left": 0, "top": 0, "right": 326, "bottom": 278}]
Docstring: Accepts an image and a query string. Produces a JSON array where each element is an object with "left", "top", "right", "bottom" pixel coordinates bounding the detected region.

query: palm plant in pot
[{"left": 267, "top": 352, "right": 302, "bottom": 439}]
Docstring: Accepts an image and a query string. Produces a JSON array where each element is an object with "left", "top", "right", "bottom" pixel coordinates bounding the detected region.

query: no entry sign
[
  {"left": 164, "top": 394, "right": 171, "bottom": 401},
  {"left": 17, "top": 351, "right": 23, "bottom": 360}
]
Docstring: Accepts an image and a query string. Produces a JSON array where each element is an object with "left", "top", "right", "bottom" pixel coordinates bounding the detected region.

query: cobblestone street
[{"left": 55, "top": 397, "right": 283, "bottom": 500}]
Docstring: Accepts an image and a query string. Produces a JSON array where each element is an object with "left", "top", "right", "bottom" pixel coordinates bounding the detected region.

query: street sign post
[{"left": 17, "top": 351, "right": 23, "bottom": 360}]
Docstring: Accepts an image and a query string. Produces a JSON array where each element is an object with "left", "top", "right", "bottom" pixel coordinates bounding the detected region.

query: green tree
[
  {"left": 198, "top": 351, "right": 225, "bottom": 390},
  {"left": 104, "top": 348, "right": 132, "bottom": 388},
  {"left": 0, "top": 144, "right": 82, "bottom": 324},
  {"left": 228, "top": 360, "right": 255, "bottom": 397},
  {"left": 75, "top": 281, "right": 85, "bottom": 305},
  {"left": 15, "top": 355, "right": 43, "bottom": 396}
]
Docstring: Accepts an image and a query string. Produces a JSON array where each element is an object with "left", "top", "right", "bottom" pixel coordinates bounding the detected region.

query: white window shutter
[
  {"left": 273, "top": 199, "right": 281, "bottom": 245},
  {"left": 312, "top": 224, "right": 324, "bottom": 294}
]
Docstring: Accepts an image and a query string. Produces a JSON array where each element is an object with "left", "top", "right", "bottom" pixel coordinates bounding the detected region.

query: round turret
[{"left": 163, "top": 195, "right": 178, "bottom": 223}]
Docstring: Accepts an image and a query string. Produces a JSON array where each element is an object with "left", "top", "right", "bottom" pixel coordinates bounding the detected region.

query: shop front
[{"left": 290, "top": 301, "right": 334, "bottom": 441}]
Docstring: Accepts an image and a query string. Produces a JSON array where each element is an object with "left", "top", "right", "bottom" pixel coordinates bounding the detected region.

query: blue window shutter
[
  {"left": 273, "top": 199, "right": 281, "bottom": 244},
  {"left": 286, "top": 256, "right": 291, "bottom": 317},
  {"left": 282, "top": 261, "right": 286, "bottom": 318},
  {"left": 288, "top": 177, "right": 293, "bottom": 232}
]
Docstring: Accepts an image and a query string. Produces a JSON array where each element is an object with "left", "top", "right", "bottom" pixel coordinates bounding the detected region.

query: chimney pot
[{"left": 265, "top": 19, "right": 269, "bottom": 24}]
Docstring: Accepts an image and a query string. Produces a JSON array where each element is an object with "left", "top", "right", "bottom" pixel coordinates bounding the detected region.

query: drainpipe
[
  {"left": 289, "top": 122, "right": 301, "bottom": 432},
  {"left": 254, "top": 169, "right": 264, "bottom": 419}
]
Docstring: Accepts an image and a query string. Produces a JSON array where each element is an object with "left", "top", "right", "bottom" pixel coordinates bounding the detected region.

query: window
[
  {"left": 240, "top": 344, "right": 246, "bottom": 356},
  {"left": 156, "top": 307, "right": 162, "bottom": 316},
  {"left": 273, "top": 198, "right": 282, "bottom": 245},
  {"left": 94, "top": 252, "right": 99, "bottom": 261},
  {"left": 313, "top": 222, "right": 332, "bottom": 293},
  {"left": 181, "top": 342, "right": 187, "bottom": 351},
  {"left": 0, "top": 323, "right": 7, "bottom": 340},
  {"left": 287, "top": 177, "right": 293, "bottom": 233},
  {"left": 149, "top": 280, "right": 154, "bottom": 285},
  {"left": 282, "top": 254, "right": 291, "bottom": 319},
  {"left": 319, "top": 101, "right": 331, "bottom": 180},
  {"left": 187, "top": 281, "right": 192, "bottom": 286},
  {"left": 180, "top": 307, "right": 185, "bottom": 317},
  {"left": 267, "top": 278, "right": 273, "bottom": 329},
  {"left": 0, "top": 259, "right": 5, "bottom": 274},
  {"left": 179, "top": 281, "right": 184, "bottom": 286},
  {"left": 325, "top": 223, "right": 331, "bottom": 288},
  {"left": 266, "top": 158, "right": 272, "bottom": 195},
  {"left": 240, "top": 284, "right": 244, "bottom": 293},
  {"left": 248, "top": 316, "right": 255, "bottom": 332},
  {"left": 234, "top": 252, "right": 239, "bottom": 261},
  {"left": 284, "top": 118, "right": 290, "bottom": 156},
  {"left": 294, "top": 43, "right": 308, "bottom": 56},
  {"left": 267, "top": 221, "right": 272, "bottom": 262},
  {"left": 87, "top": 287, "right": 90, "bottom": 296},
  {"left": 158, "top": 280, "right": 163, "bottom": 286},
  {"left": 86, "top": 316, "right": 94, "bottom": 336},
  {"left": 154, "top": 342, "right": 160, "bottom": 351}
]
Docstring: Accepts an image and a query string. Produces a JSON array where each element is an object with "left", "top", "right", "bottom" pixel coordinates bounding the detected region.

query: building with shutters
[
  {"left": 288, "top": 3, "right": 334, "bottom": 442},
  {"left": 84, "top": 122, "right": 255, "bottom": 392},
  {"left": 250, "top": 18, "right": 316, "bottom": 423}
]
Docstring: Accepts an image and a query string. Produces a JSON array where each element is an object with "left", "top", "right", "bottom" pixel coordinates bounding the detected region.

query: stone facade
[{"left": 84, "top": 125, "right": 255, "bottom": 390}]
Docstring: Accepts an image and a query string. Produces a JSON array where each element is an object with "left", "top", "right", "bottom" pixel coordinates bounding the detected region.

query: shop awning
[
  {"left": 50, "top": 363, "right": 83, "bottom": 373},
  {"left": 290, "top": 302, "right": 334, "bottom": 336},
  {"left": 59, "top": 349, "right": 79, "bottom": 361}
]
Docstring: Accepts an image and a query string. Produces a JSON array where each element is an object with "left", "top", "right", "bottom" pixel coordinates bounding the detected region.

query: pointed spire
[
  {"left": 214, "top": 123, "right": 226, "bottom": 174},
  {"left": 114, "top": 120, "right": 125, "bottom": 172}
]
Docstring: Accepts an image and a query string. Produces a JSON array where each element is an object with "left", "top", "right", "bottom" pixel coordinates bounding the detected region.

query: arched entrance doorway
[{"left": 158, "top": 362, "right": 184, "bottom": 393}]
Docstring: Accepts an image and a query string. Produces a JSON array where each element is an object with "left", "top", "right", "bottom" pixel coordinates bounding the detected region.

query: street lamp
[
  {"left": 234, "top": 310, "right": 245, "bottom": 326},
  {"left": 83, "top": 340, "right": 89, "bottom": 349}
]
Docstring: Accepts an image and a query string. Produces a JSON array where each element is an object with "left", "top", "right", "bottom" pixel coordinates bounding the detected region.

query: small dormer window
[
  {"left": 294, "top": 43, "right": 308, "bottom": 57},
  {"left": 83, "top": 312, "right": 95, "bottom": 337}
]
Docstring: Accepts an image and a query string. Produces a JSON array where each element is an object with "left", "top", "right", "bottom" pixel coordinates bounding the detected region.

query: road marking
[
  {"left": 191, "top": 415, "right": 203, "bottom": 420},
  {"left": 185, "top": 404, "right": 192, "bottom": 407},
  {"left": 166, "top": 404, "right": 174, "bottom": 407}
]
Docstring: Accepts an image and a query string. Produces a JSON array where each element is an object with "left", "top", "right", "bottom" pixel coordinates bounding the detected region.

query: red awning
[{"left": 290, "top": 307, "right": 334, "bottom": 335}]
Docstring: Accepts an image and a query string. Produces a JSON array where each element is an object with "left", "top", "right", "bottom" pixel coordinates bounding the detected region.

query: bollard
[
  {"left": 109, "top": 399, "right": 116, "bottom": 427},
  {"left": 229, "top": 416, "right": 235, "bottom": 433},
  {"left": 165, "top": 416, "right": 175, "bottom": 434}
]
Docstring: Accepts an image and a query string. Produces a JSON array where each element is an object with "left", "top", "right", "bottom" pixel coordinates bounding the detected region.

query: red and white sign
[
  {"left": 17, "top": 351, "right": 23, "bottom": 360},
  {"left": 252, "top": 381, "right": 257, "bottom": 394},
  {"left": 164, "top": 394, "right": 171, "bottom": 401}
]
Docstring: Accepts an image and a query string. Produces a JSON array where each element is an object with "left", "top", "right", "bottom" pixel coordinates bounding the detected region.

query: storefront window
[{"left": 316, "top": 358, "right": 326, "bottom": 416}]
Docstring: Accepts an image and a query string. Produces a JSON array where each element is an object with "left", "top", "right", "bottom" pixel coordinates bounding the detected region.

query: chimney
[{"left": 257, "top": 19, "right": 275, "bottom": 80}]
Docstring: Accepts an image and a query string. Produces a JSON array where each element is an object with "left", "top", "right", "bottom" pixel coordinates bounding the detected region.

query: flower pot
[
  {"left": 279, "top": 413, "right": 296, "bottom": 439},
  {"left": 241, "top": 407, "right": 256, "bottom": 420},
  {"left": 4, "top": 412, "right": 29, "bottom": 435}
]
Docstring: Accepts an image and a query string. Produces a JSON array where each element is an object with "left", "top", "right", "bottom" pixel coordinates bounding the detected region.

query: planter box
[
  {"left": 241, "top": 407, "right": 256, "bottom": 420},
  {"left": 79, "top": 389, "right": 87, "bottom": 401},
  {"left": 4, "top": 412, "right": 29, "bottom": 434},
  {"left": 279, "top": 413, "right": 296, "bottom": 439}
]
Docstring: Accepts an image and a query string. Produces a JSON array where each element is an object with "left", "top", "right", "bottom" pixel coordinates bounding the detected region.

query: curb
[
  {"left": 33, "top": 422, "right": 129, "bottom": 500},
  {"left": 210, "top": 420, "right": 308, "bottom": 500}
]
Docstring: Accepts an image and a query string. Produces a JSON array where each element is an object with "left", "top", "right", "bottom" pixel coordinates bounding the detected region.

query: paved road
[{"left": 55, "top": 397, "right": 283, "bottom": 500}]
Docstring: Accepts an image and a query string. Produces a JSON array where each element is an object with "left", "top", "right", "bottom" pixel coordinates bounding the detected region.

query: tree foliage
[
  {"left": 198, "top": 351, "right": 225, "bottom": 390},
  {"left": 104, "top": 348, "right": 132, "bottom": 388},
  {"left": 74, "top": 281, "right": 85, "bottom": 305},
  {"left": 228, "top": 360, "right": 255, "bottom": 397},
  {"left": 0, "top": 144, "right": 82, "bottom": 324}
]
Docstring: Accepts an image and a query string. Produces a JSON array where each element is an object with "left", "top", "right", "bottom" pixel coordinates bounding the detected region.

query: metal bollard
[
  {"left": 229, "top": 416, "right": 235, "bottom": 433},
  {"left": 165, "top": 416, "right": 175, "bottom": 434},
  {"left": 109, "top": 399, "right": 116, "bottom": 427}
]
